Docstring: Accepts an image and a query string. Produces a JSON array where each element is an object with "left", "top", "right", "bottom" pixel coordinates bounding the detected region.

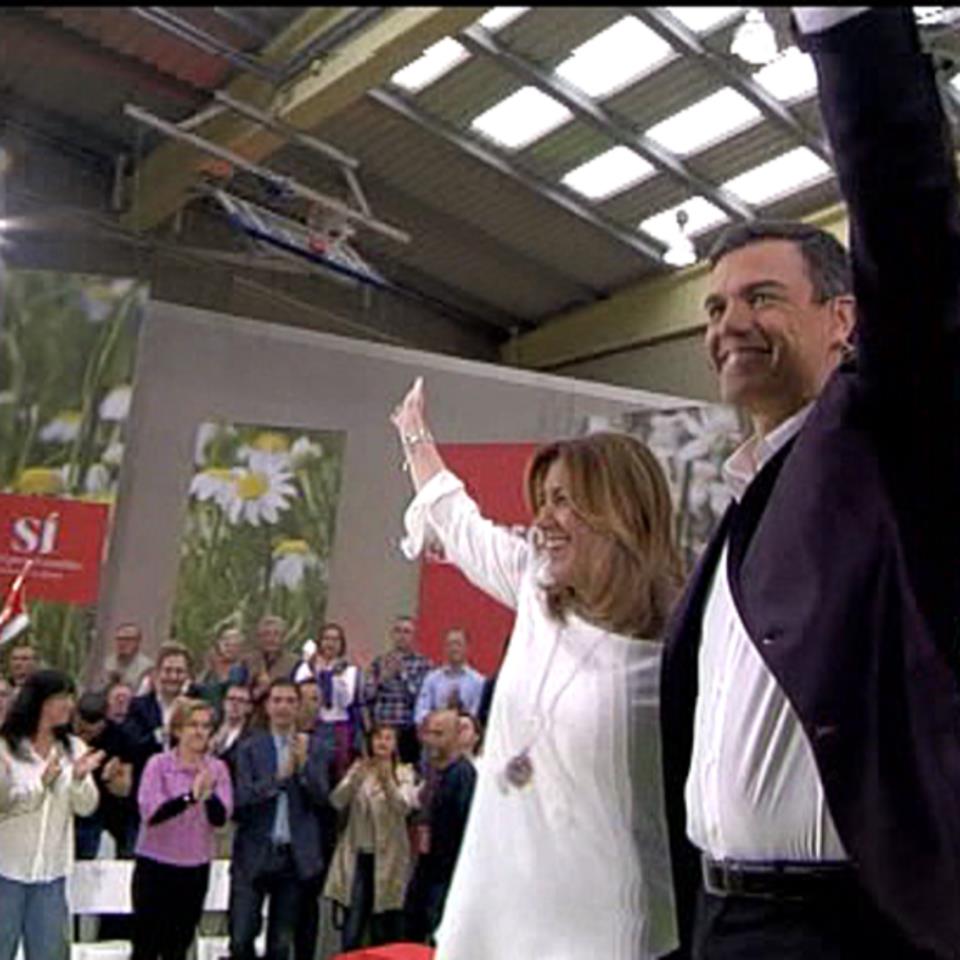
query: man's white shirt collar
[{"left": 722, "top": 403, "right": 813, "bottom": 502}]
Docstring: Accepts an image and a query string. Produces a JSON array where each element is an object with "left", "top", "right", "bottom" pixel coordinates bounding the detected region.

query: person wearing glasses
[{"left": 131, "top": 697, "right": 232, "bottom": 960}]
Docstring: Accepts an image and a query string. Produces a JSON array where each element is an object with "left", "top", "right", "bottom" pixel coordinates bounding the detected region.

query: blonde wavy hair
[{"left": 525, "top": 432, "right": 684, "bottom": 639}]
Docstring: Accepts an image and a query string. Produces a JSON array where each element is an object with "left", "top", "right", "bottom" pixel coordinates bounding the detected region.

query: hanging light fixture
[
  {"left": 663, "top": 209, "right": 697, "bottom": 268},
  {"left": 731, "top": 8, "right": 779, "bottom": 66}
]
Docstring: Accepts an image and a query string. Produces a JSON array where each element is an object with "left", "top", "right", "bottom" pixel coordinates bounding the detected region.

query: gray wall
[
  {"left": 556, "top": 332, "right": 719, "bottom": 404},
  {"left": 92, "top": 301, "right": 683, "bottom": 674}
]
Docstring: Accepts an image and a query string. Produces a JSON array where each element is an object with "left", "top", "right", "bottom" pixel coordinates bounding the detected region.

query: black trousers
[
  {"left": 339, "top": 853, "right": 404, "bottom": 951},
  {"left": 229, "top": 845, "right": 303, "bottom": 960},
  {"left": 692, "top": 883, "right": 937, "bottom": 959},
  {"left": 131, "top": 857, "right": 209, "bottom": 960}
]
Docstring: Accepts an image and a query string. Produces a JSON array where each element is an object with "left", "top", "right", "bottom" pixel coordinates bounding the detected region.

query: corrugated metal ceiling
[{"left": 6, "top": 6, "right": 956, "bottom": 336}]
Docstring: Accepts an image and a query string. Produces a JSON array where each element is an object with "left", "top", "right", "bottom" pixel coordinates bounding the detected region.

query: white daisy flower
[
  {"left": 290, "top": 436, "right": 323, "bottom": 468},
  {"left": 39, "top": 410, "right": 82, "bottom": 443},
  {"left": 99, "top": 384, "right": 132, "bottom": 422},
  {"left": 224, "top": 453, "right": 297, "bottom": 526},
  {"left": 270, "top": 539, "right": 321, "bottom": 590},
  {"left": 189, "top": 467, "right": 236, "bottom": 510}
]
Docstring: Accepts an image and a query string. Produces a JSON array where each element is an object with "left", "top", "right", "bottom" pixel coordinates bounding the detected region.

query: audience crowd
[{"left": 0, "top": 612, "right": 485, "bottom": 959}]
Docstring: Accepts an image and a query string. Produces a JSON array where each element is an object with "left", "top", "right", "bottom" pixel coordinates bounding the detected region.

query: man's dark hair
[
  {"left": 267, "top": 678, "right": 300, "bottom": 698},
  {"left": 707, "top": 220, "right": 852, "bottom": 303},
  {"left": 77, "top": 690, "right": 108, "bottom": 724}
]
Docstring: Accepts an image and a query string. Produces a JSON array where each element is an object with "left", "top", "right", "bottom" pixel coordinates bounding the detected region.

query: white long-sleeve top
[
  {"left": 402, "top": 470, "right": 677, "bottom": 960},
  {"left": 686, "top": 406, "right": 846, "bottom": 861},
  {"left": 0, "top": 735, "right": 99, "bottom": 883}
]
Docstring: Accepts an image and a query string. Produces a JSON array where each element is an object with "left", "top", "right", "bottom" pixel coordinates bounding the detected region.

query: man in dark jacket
[
  {"left": 660, "top": 8, "right": 960, "bottom": 959},
  {"left": 229, "top": 679, "right": 332, "bottom": 960},
  {"left": 404, "top": 708, "right": 476, "bottom": 944}
]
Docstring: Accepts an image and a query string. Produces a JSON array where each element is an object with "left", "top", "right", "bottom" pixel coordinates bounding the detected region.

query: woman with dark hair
[
  {"left": 131, "top": 696, "right": 232, "bottom": 960},
  {"left": 323, "top": 723, "right": 418, "bottom": 951},
  {"left": 0, "top": 669, "right": 103, "bottom": 960},
  {"left": 294, "top": 621, "right": 364, "bottom": 784},
  {"left": 390, "top": 378, "right": 684, "bottom": 959}
]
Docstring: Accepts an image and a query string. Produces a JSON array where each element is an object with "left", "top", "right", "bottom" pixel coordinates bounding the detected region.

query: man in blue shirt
[{"left": 414, "top": 628, "right": 485, "bottom": 727}]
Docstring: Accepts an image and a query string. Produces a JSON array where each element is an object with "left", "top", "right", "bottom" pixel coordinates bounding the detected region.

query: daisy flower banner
[
  {"left": 172, "top": 421, "right": 345, "bottom": 662},
  {"left": 0, "top": 269, "right": 146, "bottom": 676}
]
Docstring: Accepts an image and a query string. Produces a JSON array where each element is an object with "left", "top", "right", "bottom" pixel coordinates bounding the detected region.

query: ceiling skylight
[
  {"left": 723, "top": 147, "right": 832, "bottom": 205},
  {"left": 476, "top": 7, "right": 530, "bottom": 32},
  {"left": 390, "top": 37, "right": 470, "bottom": 93},
  {"left": 753, "top": 46, "right": 818, "bottom": 102},
  {"left": 561, "top": 147, "right": 655, "bottom": 201},
  {"left": 646, "top": 88, "right": 762, "bottom": 156},
  {"left": 639, "top": 196, "right": 729, "bottom": 246},
  {"left": 471, "top": 86, "right": 573, "bottom": 150},
  {"left": 554, "top": 16, "right": 674, "bottom": 99},
  {"left": 665, "top": 7, "right": 745, "bottom": 34}
]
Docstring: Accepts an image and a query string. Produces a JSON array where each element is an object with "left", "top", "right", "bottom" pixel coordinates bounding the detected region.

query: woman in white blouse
[
  {"left": 0, "top": 669, "right": 103, "bottom": 960},
  {"left": 391, "top": 378, "right": 683, "bottom": 960}
]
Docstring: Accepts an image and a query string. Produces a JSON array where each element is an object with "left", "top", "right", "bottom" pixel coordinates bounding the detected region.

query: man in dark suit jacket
[
  {"left": 660, "top": 8, "right": 960, "bottom": 959},
  {"left": 229, "top": 678, "right": 332, "bottom": 960}
]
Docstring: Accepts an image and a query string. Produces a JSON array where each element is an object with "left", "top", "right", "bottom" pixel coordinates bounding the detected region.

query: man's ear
[{"left": 830, "top": 294, "right": 857, "bottom": 351}]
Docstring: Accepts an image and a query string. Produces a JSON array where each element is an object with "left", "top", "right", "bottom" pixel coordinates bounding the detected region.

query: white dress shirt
[{"left": 685, "top": 405, "right": 848, "bottom": 862}]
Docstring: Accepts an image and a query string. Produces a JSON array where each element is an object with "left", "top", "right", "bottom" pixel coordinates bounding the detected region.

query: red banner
[
  {"left": 0, "top": 494, "right": 110, "bottom": 605},
  {"left": 415, "top": 443, "right": 538, "bottom": 676}
]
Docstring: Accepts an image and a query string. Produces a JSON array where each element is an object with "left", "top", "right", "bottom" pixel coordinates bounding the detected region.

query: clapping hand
[
  {"left": 73, "top": 749, "right": 106, "bottom": 781},
  {"left": 41, "top": 751, "right": 63, "bottom": 789},
  {"left": 103, "top": 758, "right": 133, "bottom": 798},
  {"left": 192, "top": 764, "right": 215, "bottom": 802},
  {"left": 292, "top": 733, "right": 310, "bottom": 771}
]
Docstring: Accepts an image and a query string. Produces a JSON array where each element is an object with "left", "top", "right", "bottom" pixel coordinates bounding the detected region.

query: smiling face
[
  {"left": 704, "top": 239, "right": 854, "bottom": 435},
  {"left": 533, "top": 458, "right": 612, "bottom": 591},
  {"left": 40, "top": 691, "right": 75, "bottom": 731},
  {"left": 157, "top": 654, "right": 190, "bottom": 701},
  {"left": 177, "top": 705, "right": 214, "bottom": 756}
]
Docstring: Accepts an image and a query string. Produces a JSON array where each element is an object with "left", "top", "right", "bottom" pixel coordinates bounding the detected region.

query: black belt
[{"left": 702, "top": 857, "right": 856, "bottom": 901}]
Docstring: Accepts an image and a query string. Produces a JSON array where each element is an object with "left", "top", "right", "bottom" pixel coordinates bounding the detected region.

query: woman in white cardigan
[
  {"left": 390, "top": 378, "right": 683, "bottom": 960},
  {"left": 0, "top": 669, "right": 103, "bottom": 960}
]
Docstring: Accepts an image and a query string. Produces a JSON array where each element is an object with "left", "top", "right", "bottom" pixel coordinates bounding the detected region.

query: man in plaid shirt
[{"left": 364, "top": 615, "right": 433, "bottom": 764}]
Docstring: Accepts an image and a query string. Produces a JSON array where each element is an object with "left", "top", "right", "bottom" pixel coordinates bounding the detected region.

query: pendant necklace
[{"left": 504, "top": 626, "right": 602, "bottom": 789}]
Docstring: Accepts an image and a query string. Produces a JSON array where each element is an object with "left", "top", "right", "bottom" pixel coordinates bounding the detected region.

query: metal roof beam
[
  {"left": 123, "top": 7, "right": 484, "bottom": 232},
  {"left": 368, "top": 87, "right": 666, "bottom": 262},
  {"left": 627, "top": 7, "right": 832, "bottom": 163},
  {"left": 458, "top": 23, "right": 755, "bottom": 223},
  {"left": 129, "top": 7, "right": 281, "bottom": 83}
]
